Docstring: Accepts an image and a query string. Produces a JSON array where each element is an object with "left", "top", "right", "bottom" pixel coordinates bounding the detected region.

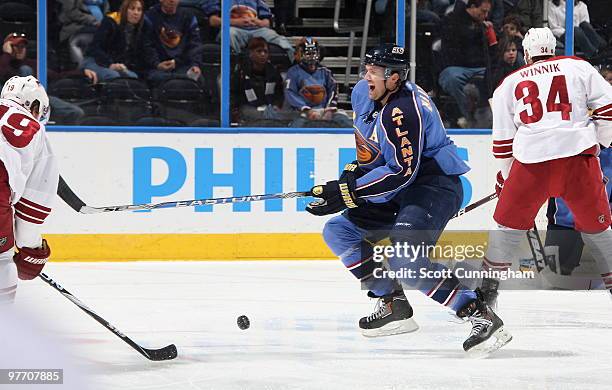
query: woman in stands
[{"left": 81, "top": 0, "right": 148, "bottom": 81}]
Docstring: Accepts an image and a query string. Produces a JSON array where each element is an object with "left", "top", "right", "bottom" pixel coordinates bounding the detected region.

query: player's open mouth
[{"left": 368, "top": 84, "right": 375, "bottom": 91}]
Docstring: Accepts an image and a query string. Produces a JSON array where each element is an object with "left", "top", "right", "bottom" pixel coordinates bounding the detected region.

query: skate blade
[
  {"left": 361, "top": 318, "right": 419, "bottom": 338},
  {"left": 466, "top": 326, "right": 513, "bottom": 358}
]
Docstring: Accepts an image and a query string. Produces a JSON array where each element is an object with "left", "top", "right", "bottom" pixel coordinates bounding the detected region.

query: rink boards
[{"left": 46, "top": 132, "right": 497, "bottom": 261}]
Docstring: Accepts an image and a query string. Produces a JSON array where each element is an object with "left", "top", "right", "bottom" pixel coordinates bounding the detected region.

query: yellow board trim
[
  {"left": 45, "top": 232, "right": 489, "bottom": 262},
  {"left": 46, "top": 233, "right": 335, "bottom": 261}
]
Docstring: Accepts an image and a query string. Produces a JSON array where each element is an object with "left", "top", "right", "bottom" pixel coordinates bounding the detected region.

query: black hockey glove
[
  {"left": 339, "top": 160, "right": 363, "bottom": 181},
  {"left": 306, "top": 164, "right": 364, "bottom": 216}
]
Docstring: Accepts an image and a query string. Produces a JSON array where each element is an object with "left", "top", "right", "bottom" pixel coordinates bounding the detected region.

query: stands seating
[
  {"left": 49, "top": 77, "right": 96, "bottom": 99},
  {"left": 156, "top": 77, "right": 207, "bottom": 123},
  {"left": 78, "top": 115, "right": 117, "bottom": 125},
  {"left": 48, "top": 76, "right": 100, "bottom": 117},
  {"left": 100, "top": 78, "right": 152, "bottom": 123},
  {"left": 136, "top": 116, "right": 187, "bottom": 126}
]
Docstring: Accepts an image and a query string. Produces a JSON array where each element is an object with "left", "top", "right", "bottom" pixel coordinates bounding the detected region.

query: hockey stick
[
  {"left": 39, "top": 272, "right": 177, "bottom": 361},
  {"left": 58, "top": 175, "right": 310, "bottom": 214},
  {"left": 58, "top": 175, "right": 309, "bottom": 213},
  {"left": 452, "top": 192, "right": 497, "bottom": 219},
  {"left": 59, "top": 175, "right": 496, "bottom": 216},
  {"left": 525, "top": 222, "right": 556, "bottom": 273},
  {"left": 58, "top": 175, "right": 86, "bottom": 212}
]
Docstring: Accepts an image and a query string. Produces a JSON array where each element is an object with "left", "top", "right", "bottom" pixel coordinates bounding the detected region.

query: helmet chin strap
[{"left": 375, "top": 78, "right": 400, "bottom": 105}]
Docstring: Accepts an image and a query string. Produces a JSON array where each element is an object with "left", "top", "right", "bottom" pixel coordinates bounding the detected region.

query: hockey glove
[
  {"left": 13, "top": 239, "right": 51, "bottom": 280},
  {"left": 495, "top": 171, "right": 505, "bottom": 197},
  {"left": 306, "top": 166, "right": 364, "bottom": 216},
  {"left": 339, "top": 160, "right": 364, "bottom": 181}
]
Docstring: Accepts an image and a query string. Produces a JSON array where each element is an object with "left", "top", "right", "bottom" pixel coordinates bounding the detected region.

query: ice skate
[
  {"left": 456, "top": 289, "right": 512, "bottom": 357},
  {"left": 359, "top": 290, "right": 419, "bottom": 337}
]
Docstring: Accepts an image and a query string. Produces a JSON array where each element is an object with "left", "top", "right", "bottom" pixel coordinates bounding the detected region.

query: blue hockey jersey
[
  {"left": 548, "top": 148, "right": 612, "bottom": 228},
  {"left": 351, "top": 79, "right": 470, "bottom": 203},
  {"left": 285, "top": 64, "right": 338, "bottom": 110}
]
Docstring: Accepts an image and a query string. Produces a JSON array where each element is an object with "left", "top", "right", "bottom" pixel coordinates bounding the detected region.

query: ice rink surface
[{"left": 9, "top": 261, "right": 612, "bottom": 390}]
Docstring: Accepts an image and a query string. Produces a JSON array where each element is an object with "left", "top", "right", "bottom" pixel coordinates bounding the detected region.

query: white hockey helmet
[
  {"left": 0, "top": 75, "right": 50, "bottom": 124},
  {"left": 522, "top": 27, "right": 557, "bottom": 62}
]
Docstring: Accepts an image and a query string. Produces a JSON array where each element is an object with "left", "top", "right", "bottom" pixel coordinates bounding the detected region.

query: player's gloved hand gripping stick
[{"left": 307, "top": 162, "right": 364, "bottom": 216}]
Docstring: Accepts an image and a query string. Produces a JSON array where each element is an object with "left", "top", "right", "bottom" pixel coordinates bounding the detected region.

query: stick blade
[
  {"left": 79, "top": 205, "right": 105, "bottom": 214},
  {"left": 142, "top": 344, "right": 178, "bottom": 361}
]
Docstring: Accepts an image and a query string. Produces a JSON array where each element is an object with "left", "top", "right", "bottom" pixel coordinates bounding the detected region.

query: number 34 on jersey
[{"left": 491, "top": 56, "right": 612, "bottom": 165}]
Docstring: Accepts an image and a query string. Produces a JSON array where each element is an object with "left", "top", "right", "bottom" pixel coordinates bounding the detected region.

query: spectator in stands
[
  {"left": 144, "top": 0, "right": 203, "bottom": 84},
  {"left": 548, "top": 0, "right": 607, "bottom": 59},
  {"left": 0, "top": 33, "right": 35, "bottom": 81},
  {"left": 490, "top": 37, "right": 524, "bottom": 89},
  {"left": 501, "top": 14, "right": 524, "bottom": 62},
  {"left": 502, "top": 14, "right": 523, "bottom": 40},
  {"left": 205, "top": 0, "right": 295, "bottom": 61},
  {"left": 511, "top": 0, "right": 543, "bottom": 33},
  {"left": 0, "top": 33, "right": 88, "bottom": 124},
  {"left": 81, "top": 0, "right": 148, "bottom": 81},
  {"left": 453, "top": 0, "right": 504, "bottom": 31},
  {"left": 58, "top": 0, "right": 110, "bottom": 64},
  {"left": 439, "top": 0, "right": 497, "bottom": 127},
  {"left": 285, "top": 37, "right": 352, "bottom": 128},
  {"left": 231, "top": 37, "right": 290, "bottom": 124}
]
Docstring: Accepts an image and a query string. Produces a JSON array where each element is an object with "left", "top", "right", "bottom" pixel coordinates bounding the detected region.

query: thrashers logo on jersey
[
  {"left": 159, "top": 26, "right": 182, "bottom": 49},
  {"left": 231, "top": 5, "right": 258, "bottom": 19},
  {"left": 354, "top": 129, "right": 379, "bottom": 165},
  {"left": 300, "top": 85, "right": 326, "bottom": 105}
]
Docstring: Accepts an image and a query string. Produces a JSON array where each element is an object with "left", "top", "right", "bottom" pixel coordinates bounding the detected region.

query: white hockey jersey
[
  {"left": 491, "top": 56, "right": 612, "bottom": 178},
  {"left": 0, "top": 98, "right": 59, "bottom": 248}
]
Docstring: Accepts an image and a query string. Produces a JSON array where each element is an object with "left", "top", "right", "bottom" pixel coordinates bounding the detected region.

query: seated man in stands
[
  {"left": 439, "top": 0, "right": 497, "bottom": 128},
  {"left": 0, "top": 33, "right": 36, "bottom": 81},
  {"left": 144, "top": 0, "right": 203, "bottom": 84},
  {"left": 0, "top": 33, "right": 86, "bottom": 124},
  {"left": 204, "top": 0, "right": 294, "bottom": 61},
  {"left": 285, "top": 37, "right": 352, "bottom": 128},
  {"left": 231, "top": 37, "right": 290, "bottom": 125}
]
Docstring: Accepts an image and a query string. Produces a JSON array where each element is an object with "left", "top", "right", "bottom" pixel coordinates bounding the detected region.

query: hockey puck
[{"left": 237, "top": 315, "right": 250, "bottom": 330}]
